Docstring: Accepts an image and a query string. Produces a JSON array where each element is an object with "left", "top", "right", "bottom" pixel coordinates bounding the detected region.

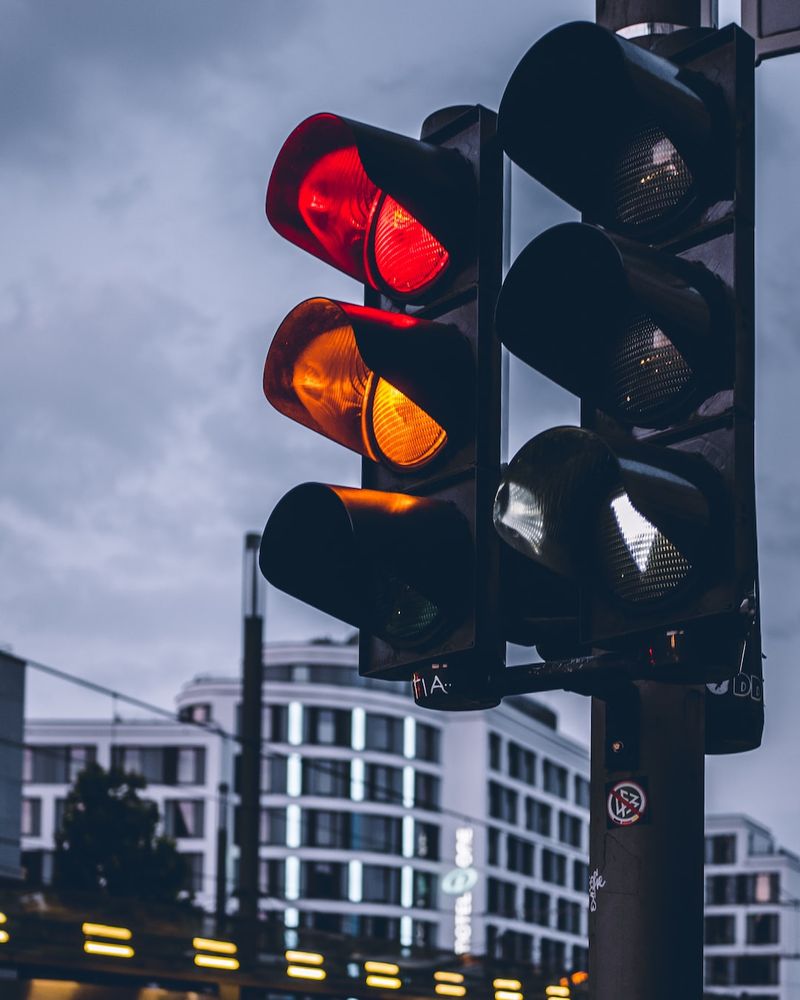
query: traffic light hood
[
  {"left": 260, "top": 483, "right": 471, "bottom": 663},
  {"left": 496, "top": 222, "right": 728, "bottom": 429},
  {"left": 498, "top": 22, "right": 728, "bottom": 235},
  {"left": 266, "top": 113, "right": 476, "bottom": 299},
  {"left": 263, "top": 297, "right": 472, "bottom": 469}
]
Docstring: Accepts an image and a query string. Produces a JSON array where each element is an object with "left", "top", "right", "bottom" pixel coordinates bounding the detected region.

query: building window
[
  {"left": 705, "top": 914, "right": 736, "bottom": 945},
  {"left": 574, "top": 775, "right": 590, "bottom": 808},
  {"left": 112, "top": 746, "right": 205, "bottom": 786},
  {"left": 164, "top": 800, "right": 204, "bottom": 839},
  {"left": 182, "top": 852, "right": 204, "bottom": 893},
  {"left": 705, "top": 834, "right": 736, "bottom": 864},
  {"left": 414, "top": 821, "right": 439, "bottom": 860},
  {"left": 748, "top": 827, "right": 773, "bottom": 856},
  {"left": 365, "top": 714, "right": 403, "bottom": 754},
  {"left": 265, "top": 704, "right": 289, "bottom": 743},
  {"left": 507, "top": 742, "right": 536, "bottom": 784},
  {"left": 362, "top": 865, "right": 401, "bottom": 905},
  {"left": 488, "top": 827, "right": 501, "bottom": 866},
  {"left": 305, "top": 809, "right": 347, "bottom": 848},
  {"left": 301, "top": 860, "right": 347, "bottom": 900},
  {"left": 489, "top": 781, "right": 517, "bottom": 824},
  {"left": 302, "top": 759, "right": 349, "bottom": 797},
  {"left": 352, "top": 814, "right": 402, "bottom": 855},
  {"left": 487, "top": 876, "right": 517, "bottom": 918},
  {"left": 416, "top": 724, "right": 440, "bottom": 763},
  {"left": 260, "top": 807, "right": 287, "bottom": 845},
  {"left": 705, "top": 873, "right": 780, "bottom": 905},
  {"left": 305, "top": 707, "right": 351, "bottom": 747},
  {"left": 558, "top": 812, "right": 582, "bottom": 849},
  {"left": 573, "top": 860, "right": 589, "bottom": 893},
  {"left": 572, "top": 945, "right": 588, "bottom": 973},
  {"left": 178, "top": 703, "right": 211, "bottom": 724},
  {"left": 540, "top": 937, "right": 566, "bottom": 977},
  {"left": 541, "top": 848, "right": 567, "bottom": 886},
  {"left": 413, "top": 870, "right": 435, "bottom": 909},
  {"left": 365, "top": 763, "right": 403, "bottom": 804},
  {"left": 542, "top": 760, "right": 568, "bottom": 799},
  {"left": 506, "top": 835, "right": 534, "bottom": 876},
  {"left": 488, "top": 732, "right": 501, "bottom": 771},
  {"left": 414, "top": 772, "right": 440, "bottom": 811},
  {"left": 704, "top": 956, "right": 734, "bottom": 987},
  {"left": 53, "top": 798, "right": 67, "bottom": 835},
  {"left": 24, "top": 745, "right": 97, "bottom": 784},
  {"left": 525, "top": 796, "right": 551, "bottom": 836},
  {"left": 524, "top": 888, "right": 550, "bottom": 926},
  {"left": 557, "top": 898, "right": 582, "bottom": 935},
  {"left": 21, "top": 798, "right": 41, "bottom": 837},
  {"left": 747, "top": 912, "right": 779, "bottom": 945},
  {"left": 736, "top": 955, "right": 779, "bottom": 986},
  {"left": 260, "top": 858, "right": 285, "bottom": 897},
  {"left": 262, "top": 756, "right": 287, "bottom": 794}
]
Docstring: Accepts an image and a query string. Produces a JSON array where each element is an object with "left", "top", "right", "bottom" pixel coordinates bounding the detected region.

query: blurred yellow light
[
  {"left": 571, "top": 972, "right": 589, "bottom": 985},
  {"left": 435, "top": 985, "right": 466, "bottom": 996},
  {"left": 0, "top": 931, "right": 9, "bottom": 944},
  {"left": 193, "top": 937, "right": 237, "bottom": 955},
  {"left": 81, "top": 922, "right": 132, "bottom": 941},
  {"left": 83, "top": 941, "right": 134, "bottom": 959},
  {"left": 435, "top": 972, "right": 465, "bottom": 984},
  {"left": 0, "top": 913, "right": 6, "bottom": 925},
  {"left": 287, "top": 965, "right": 327, "bottom": 981},
  {"left": 494, "top": 992, "right": 523, "bottom": 1000},
  {"left": 493, "top": 981, "right": 522, "bottom": 991},
  {"left": 195, "top": 954, "right": 240, "bottom": 970},
  {"left": 366, "top": 974, "right": 403, "bottom": 990},
  {"left": 285, "top": 950, "right": 325, "bottom": 965},
  {"left": 546, "top": 988, "right": 570, "bottom": 998},
  {"left": 365, "top": 962, "right": 400, "bottom": 975}
]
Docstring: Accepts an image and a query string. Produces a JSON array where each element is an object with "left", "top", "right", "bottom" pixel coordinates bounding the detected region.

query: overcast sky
[{"left": 2, "top": 1, "right": 800, "bottom": 846}]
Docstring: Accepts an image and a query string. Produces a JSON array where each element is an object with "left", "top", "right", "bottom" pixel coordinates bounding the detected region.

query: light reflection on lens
[
  {"left": 611, "top": 122, "right": 693, "bottom": 227},
  {"left": 599, "top": 491, "right": 691, "bottom": 602}
]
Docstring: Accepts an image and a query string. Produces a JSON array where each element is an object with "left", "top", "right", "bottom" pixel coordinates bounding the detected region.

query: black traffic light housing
[
  {"left": 260, "top": 105, "right": 505, "bottom": 708},
  {"left": 493, "top": 21, "right": 759, "bottom": 740}
]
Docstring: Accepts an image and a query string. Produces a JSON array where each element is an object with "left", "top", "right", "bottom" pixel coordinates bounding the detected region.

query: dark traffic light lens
[
  {"left": 370, "top": 194, "right": 450, "bottom": 295},
  {"left": 611, "top": 122, "right": 693, "bottom": 227},
  {"left": 598, "top": 490, "right": 691, "bottom": 603},
  {"left": 373, "top": 575, "right": 444, "bottom": 646},
  {"left": 606, "top": 313, "right": 698, "bottom": 426}
]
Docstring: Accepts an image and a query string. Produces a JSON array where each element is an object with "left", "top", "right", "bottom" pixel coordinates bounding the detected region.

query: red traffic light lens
[
  {"left": 267, "top": 114, "right": 452, "bottom": 299},
  {"left": 264, "top": 298, "right": 447, "bottom": 470},
  {"left": 368, "top": 194, "right": 450, "bottom": 295},
  {"left": 297, "top": 144, "right": 378, "bottom": 284}
]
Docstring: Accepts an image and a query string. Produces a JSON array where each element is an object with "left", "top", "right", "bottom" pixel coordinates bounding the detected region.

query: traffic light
[
  {"left": 492, "top": 22, "right": 759, "bottom": 719},
  {"left": 259, "top": 107, "right": 504, "bottom": 707}
]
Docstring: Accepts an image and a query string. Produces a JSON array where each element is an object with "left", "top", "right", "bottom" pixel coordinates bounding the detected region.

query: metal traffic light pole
[{"left": 588, "top": 7, "right": 711, "bottom": 1000}]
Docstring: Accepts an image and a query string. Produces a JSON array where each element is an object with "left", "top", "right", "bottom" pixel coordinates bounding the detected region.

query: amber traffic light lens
[
  {"left": 264, "top": 298, "right": 447, "bottom": 469},
  {"left": 611, "top": 122, "right": 693, "bottom": 227},
  {"left": 370, "top": 194, "right": 450, "bottom": 296},
  {"left": 368, "top": 374, "right": 447, "bottom": 469}
]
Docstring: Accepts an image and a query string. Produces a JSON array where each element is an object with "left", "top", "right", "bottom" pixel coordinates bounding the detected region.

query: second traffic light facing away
[{"left": 492, "top": 23, "right": 758, "bottom": 709}]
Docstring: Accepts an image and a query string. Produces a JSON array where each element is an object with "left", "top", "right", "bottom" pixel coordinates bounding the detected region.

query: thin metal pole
[
  {"left": 215, "top": 780, "right": 230, "bottom": 932},
  {"left": 238, "top": 533, "right": 265, "bottom": 962}
]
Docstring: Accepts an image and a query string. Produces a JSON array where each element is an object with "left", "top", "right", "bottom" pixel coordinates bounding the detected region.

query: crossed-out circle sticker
[{"left": 606, "top": 778, "right": 649, "bottom": 827}]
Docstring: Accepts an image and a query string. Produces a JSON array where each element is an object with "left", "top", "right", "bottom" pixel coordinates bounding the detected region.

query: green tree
[{"left": 53, "top": 761, "right": 188, "bottom": 904}]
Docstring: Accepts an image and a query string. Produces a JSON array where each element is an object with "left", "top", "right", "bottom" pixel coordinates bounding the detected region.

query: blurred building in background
[{"left": 21, "top": 639, "right": 590, "bottom": 975}]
